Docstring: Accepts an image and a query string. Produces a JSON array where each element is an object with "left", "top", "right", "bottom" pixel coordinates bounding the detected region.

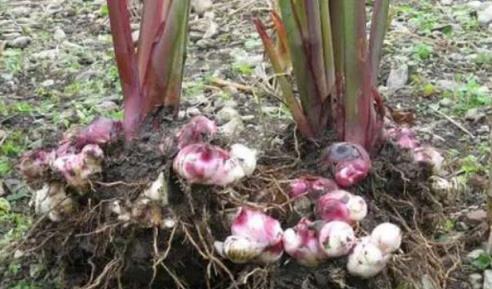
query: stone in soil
[
  {"left": 478, "top": 4, "right": 492, "bottom": 25},
  {"left": 470, "top": 273, "right": 483, "bottom": 289},
  {"left": 7, "top": 36, "right": 32, "bottom": 49},
  {"left": 467, "top": 248, "right": 486, "bottom": 261},
  {"left": 386, "top": 64, "right": 408, "bottom": 91},
  {"left": 484, "top": 270, "right": 492, "bottom": 289},
  {"left": 466, "top": 209, "right": 487, "bottom": 224}
]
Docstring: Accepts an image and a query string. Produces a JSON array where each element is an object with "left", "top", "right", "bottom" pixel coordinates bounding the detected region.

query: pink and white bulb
[
  {"left": 318, "top": 220, "right": 356, "bottom": 257},
  {"left": 176, "top": 115, "right": 217, "bottom": 149},
  {"left": 173, "top": 143, "right": 257, "bottom": 186},
  {"left": 347, "top": 222, "right": 402, "bottom": 278},
  {"left": 289, "top": 176, "right": 338, "bottom": 199},
  {"left": 316, "top": 190, "right": 367, "bottom": 223},
  {"left": 282, "top": 218, "right": 327, "bottom": 267},
  {"left": 215, "top": 207, "right": 283, "bottom": 264},
  {"left": 322, "top": 142, "right": 371, "bottom": 188}
]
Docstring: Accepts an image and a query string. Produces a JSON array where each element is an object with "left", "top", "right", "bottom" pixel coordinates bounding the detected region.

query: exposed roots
[{"left": 3, "top": 129, "right": 472, "bottom": 289}]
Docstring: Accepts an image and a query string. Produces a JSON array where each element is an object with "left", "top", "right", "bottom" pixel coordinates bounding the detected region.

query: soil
[{"left": 0, "top": 0, "right": 491, "bottom": 289}]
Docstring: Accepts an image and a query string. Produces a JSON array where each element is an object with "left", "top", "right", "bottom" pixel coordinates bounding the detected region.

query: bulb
[
  {"left": 370, "top": 222, "right": 402, "bottom": 254},
  {"left": 316, "top": 190, "right": 351, "bottom": 223},
  {"left": 322, "top": 142, "right": 371, "bottom": 187},
  {"left": 318, "top": 221, "right": 356, "bottom": 257},
  {"left": 72, "top": 117, "right": 122, "bottom": 148},
  {"left": 385, "top": 127, "right": 420, "bottom": 150},
  {"left": 347, "top": 237, "right": 389, "bottom": 278},
  {"left": 176, "top": 115, "right": 217, "bottom": 149},
  {"left": 52, "top": 144, "right": 104, "bottom": 188},
  {"left": 217, "top": 208, "right": 284, "bottom": 264},
  {"left": 288, "top": 176, "right": 338, "bottom": 199},
  {"left": 228, "top": 144, "right": 257, "bottom": 176},
  {"left": 216, "top": 235, "right": 264, "bottom": 264},
  {"left": 33, "top": 183, "right": 73, "bottom": 222},
  {"left": 412, "top": 145, "right": 444, "bottom": 173},
  {"left": 346, "top": 195, "right": 368, "bottom": 221},
  {"left": 19, "top": 150, "right": 55, "bottom": 180},
  {"left": 282, "top": 218, "right": 326, "bottom": 267},
  {"left": 173, "top": 143, "right": 257, "bottom": 186}
]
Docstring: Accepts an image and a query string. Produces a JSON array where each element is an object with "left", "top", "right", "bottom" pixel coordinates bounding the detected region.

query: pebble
[
  {"left": 441, "top": 0, "right": 453, "bottom": 5},
  {"left": 192, "top": 0, "right": 213, "bottom": 16},
  {"left": 33, "top": 49, "right": 58, "bottom": 60},
  {"left": 196, "top": 38, "right": 214, "bottom": 49},
  {"left": 219, "top": 117, "right": 244, "bottom": 140},
  {"left": 466, "top": 209, "right": 487, "bottom": 224},
  {"left": 477, "top": 125, "right": 490, "bottom": 134},
  {"left": 479, "top": 4, "right": 492, "bottom": 25},
  {"left": 484, "top": 270, "right": 492, "bottom": 289},
  {"left": 0, "top": 180, "right": 5, "bottom": 197},
  {"left": 386, "top": 64, "right": 409, "bottom": 91},
  {"left": 98, "top": 101, "right": 119, "bottom": 112},
  {"left": 7, "top": 36, "right": 32, "bottom": 49},
  {"left": 53, "top": 27, "right": 66, "bottom": 41},
  {"left": 470, "top": 273, "right": 483, "bottom": 289},
  {"left": 468, "top": 1, "right": 484, "bottom": 10},
  {"left": 439, "top": 98, "right": 454, "bottom": 107},
  {"left": 468, "top": 249, "right": 486, "bottom": 261},
  {"left": 436, "top": 79, "right": 459, "bottom": 91},
  {"left": 216, "top": 107, "right": 240, "bottom": 124},
  {"left": 132, "top": 30, "right": 139, "bottom": 44},
  {"left": 40, "top": 79, "right": 55, "bottom": 87},
  {"left": 465, "top": 108, "right": 486, "bottom": 122}
]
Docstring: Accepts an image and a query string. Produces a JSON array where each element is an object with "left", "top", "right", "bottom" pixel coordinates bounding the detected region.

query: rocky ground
[{"left": 0, "top": 0, "right": 491, "bottom": 288}]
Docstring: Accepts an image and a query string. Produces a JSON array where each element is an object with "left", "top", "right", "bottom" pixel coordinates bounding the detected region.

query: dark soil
[{"left": 4, "top": 109, "right": 471, "bottom": 289}]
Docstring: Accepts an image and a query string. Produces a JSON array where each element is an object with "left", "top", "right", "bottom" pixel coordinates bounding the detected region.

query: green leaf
[
  {"left": 471, "top": 253, "right": 492, "bottom": 270},
  {"left": 0, "top": 198, "right": 10, "bottom": 213}
]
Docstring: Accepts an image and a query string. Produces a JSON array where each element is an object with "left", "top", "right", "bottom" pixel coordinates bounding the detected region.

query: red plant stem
[
  {"left": 254, "top": 18, "right": 315, "bottom": 138},
  {"left": 107, "top": 0, "right": 143, "bottom": 139},
  {"left": 341, "top": 0, "right": 380, "bottom": 150},
  {"left": 330, "top": 0, "right": 346, "bottom": 139},
  {"left": 144, "top": 0, "right": 190, "bottom": 115},
  {"left": 136, "top": 1, "right": 170, "bottom": 85},
  {"left": 271, "top": 11, "right": 291, "bottom": 71}
]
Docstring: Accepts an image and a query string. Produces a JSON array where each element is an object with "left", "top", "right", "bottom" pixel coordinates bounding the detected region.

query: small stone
[
  {"left": 41, "top": 79, "right": 55, "bottom": 87},
  {"left": 484, "top": 270, "right": 492, "bottom": 289},
  {"left": 466, "top": 209, "right": 487, "bottom": 223},
  {"left": 219, "top": 117, "right": 244, "bottom": 140},
  {"left": 203, "top": 20, "right": 218, "bottom": 39},
  {"left": 33, "top": 49, "right": 58, "bottom": 60},
  {"left": 468, "top": 249, "right": 486, "bottom": 261},
  {"left": 186, "top": 107, "right": 201, "bottom": 117},
  {"left": 196, "top": 38, "right": 214, "bottom": 49},
  {"left": 441, "top": 0, "right": 453, "bottom": 5},
  {"left": 468, "top": 1, "right": 484, "bottom": 10},
  {"left": 478, "top": 4, "right": 492, "bottom": 25},
  {"left": 11, "top": 7, "right": 30, "bottom": 16},
  {"left": 98, "top": 101, "right": 119, "bottom": 112},
  {"left": 477, "top": 125, "right": 490, "bottom": 134},
  {"left": 132, "top": 30, "right": 139, "bottom": 44},
  {"left": 192, "top": 0, "right": 213, "bottom": 15},
  {"left": 465, "top": 108, "right": 486, "bottom": 122},
  {"left": 421, "top": 275, "right": 437, "bottom": 289},
  {"left": 53, "top": 27, "right": 66, "bottom": 41},
  {"left": 7, "top": 36, "right": 31, "bottom": 49},
  {"left": 436, "top": 79, "right": 459, "bottom": 91},
  {"left": 386, "top": 64, "right": 409, "bottom": 91},
  {"left": 470, "top": 273, "right": 483, "bottom": 289},
  {"left": 0, "top": 181, "right": 5, "bottom": 197},
  {"left": 13, "top": 250, "right": 24, "bottom": 259},
  {"left": 439, "top": 98, "right": 454, "bottom": 107},
  {"left": 216, "top": 107, "right": 240, "bottom": 124}
]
